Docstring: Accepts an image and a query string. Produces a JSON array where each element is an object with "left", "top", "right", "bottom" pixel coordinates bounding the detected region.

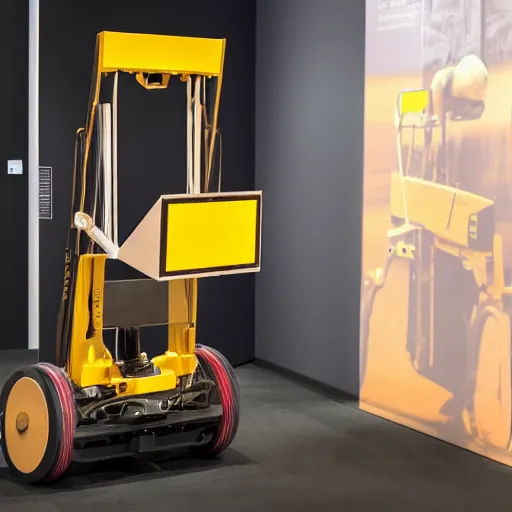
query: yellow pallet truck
[{"left": 0, "top": 31, "right": 262, "bottom": 484}]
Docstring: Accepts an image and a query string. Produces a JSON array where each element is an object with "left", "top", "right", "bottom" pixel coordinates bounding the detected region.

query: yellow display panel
[
  {"left": 160, "top": 193, "right": 261, "bottom": 278},
  {"left": 398, "top": 89, "right": 430, "bottom": 116},
  {"left": 98, "top": 31, "right": 225, "bottom": 76}
]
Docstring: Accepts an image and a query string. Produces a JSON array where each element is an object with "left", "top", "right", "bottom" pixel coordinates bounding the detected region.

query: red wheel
[
  {"left": 0, "top": 363, "right": 75, "bottom": 484},
  {"left": 37, "top": 363, "right": 76, "bottom": 481},
  {"left": 195, "top": 345, "right": 240, "bottom": 456}
]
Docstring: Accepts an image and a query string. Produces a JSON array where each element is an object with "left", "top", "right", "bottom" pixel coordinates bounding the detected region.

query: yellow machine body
[
  {"left": 65, "top": 32, "right": 261, "bottom": 396},
  {"left": 67, "top": 254, "right": 198, "bottom": 394},
  {"left": 0, "top": 30, "right": 255, "bottom": 485}
]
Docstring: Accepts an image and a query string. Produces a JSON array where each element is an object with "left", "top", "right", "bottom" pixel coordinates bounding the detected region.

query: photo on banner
[{"left": 360, "top": 0, "right": 512, "bottom": 466}]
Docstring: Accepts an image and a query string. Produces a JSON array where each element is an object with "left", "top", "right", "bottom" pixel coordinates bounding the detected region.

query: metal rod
[
  {"left": 92, "top": 104, "right": 103, "bottom": 226},
  {"left": 193, "top": 76, "right": 202, "bottom": 195},
  {"left": 187, "top": 77, "right": 193, "bottom": 193},
  {"left": 28, "top": 0, "right": 39, "bottom": 350},
  {"left": 102, "top": 103, "right": 112, "bottom": 240},
  {"left": 112, "top": 72, "right": 119, "bottom": 246},
  {"left": 112, "top": 73, "right": 120, "bottom": 359}
]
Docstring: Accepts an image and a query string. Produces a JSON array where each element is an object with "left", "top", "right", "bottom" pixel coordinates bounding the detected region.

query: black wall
[
  {"left": 0, "top": 0, "right": 28, "bottom": 350},
  {"left": 39, "top": 0, "right": 256, "bottom": 365},
  {"left": 255, "top": 0, "right": 365, "bottom": 396}
]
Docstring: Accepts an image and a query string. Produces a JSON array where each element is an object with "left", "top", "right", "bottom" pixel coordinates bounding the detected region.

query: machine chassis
[
  {"left": 0, "top": 31, "right": 256, "bottom": 485},
  {"left": 70, "top": 371, "right": 223, "bottom": 463}
]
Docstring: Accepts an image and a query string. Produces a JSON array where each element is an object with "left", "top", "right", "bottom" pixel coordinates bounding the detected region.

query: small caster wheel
[
  {"left": 0, "top": 363, "right": 76, "bottom": 484},
  {"left": 194, "top": 345, "right": 240, "bottom": 457}
]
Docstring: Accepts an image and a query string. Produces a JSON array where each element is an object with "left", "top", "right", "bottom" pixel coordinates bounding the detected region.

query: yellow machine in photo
[
  {"left": 0, "top": 31, "right": 262, "bottom": 484},
  {"left": 360, "top": 86, "right": 512, "bottom": 451}
]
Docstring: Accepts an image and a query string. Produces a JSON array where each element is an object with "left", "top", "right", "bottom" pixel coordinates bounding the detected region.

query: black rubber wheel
[
  {"left": 0, "top": 363, "right": 76, "bottom": 484},
  {"left": 194, "top": 345, "right": 240, "bottom": 456}
]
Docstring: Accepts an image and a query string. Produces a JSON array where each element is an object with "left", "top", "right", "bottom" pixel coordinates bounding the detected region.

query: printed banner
[{"left": 360, "top": 0, "right": 512, "bottom": 466}]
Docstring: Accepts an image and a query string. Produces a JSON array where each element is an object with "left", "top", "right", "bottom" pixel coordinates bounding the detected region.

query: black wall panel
[
  {"left": 0, "top": 0, "right": 29, "bottom": 350},
  {"left": 39, "top": 0, "right": 256, "bottom": 365}
]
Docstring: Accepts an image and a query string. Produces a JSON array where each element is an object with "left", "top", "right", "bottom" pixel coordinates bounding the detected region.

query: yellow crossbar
[{"left": 98, "top": 31, "right": 225, "bottom": 76}]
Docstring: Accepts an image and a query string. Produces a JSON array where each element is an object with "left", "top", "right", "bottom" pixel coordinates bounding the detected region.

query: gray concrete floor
[{"left": 0, "top": 352, "right": 512, "bottom": 511}]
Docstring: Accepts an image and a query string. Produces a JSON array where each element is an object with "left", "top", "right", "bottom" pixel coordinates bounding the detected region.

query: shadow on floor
[{"left": 0, "top": 448, "right": 254, "bottom": 498}]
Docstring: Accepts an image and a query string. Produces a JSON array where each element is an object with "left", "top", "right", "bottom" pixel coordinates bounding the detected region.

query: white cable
[
  {"left": 103, "top": 103, "right": 113, "bottom": 240},
  {"left": 102, "top": 104, "right": 108, "bottom": 238},
  {"left": 92, "top": 105, "right": 103, "bottom": 224},
  {"left": 99, "top": 103, "right": 108, "bottom": 232},
  {"left": 99, "top": 104, "right": 106, "bottom": 232},
  {"left": 203, "top": 74, "right": 208, "bottom": 185},
  {"left": 193, "top": 76, "right": 202, "bottom": 195},
  {"left": 74, "top": 212, "right": 119, "bottom": 258},
  {"left": 112, "top": 72, "right": 119, "bottom": 246},
  {"left": 107, "top": 103, "right": 113, "bottom": 239},
  {"left": 111, "top": 74, "right": 120, "bottom": 359},
  {"left": 187, "top": 77, "right": 193, "bottom": 193}
]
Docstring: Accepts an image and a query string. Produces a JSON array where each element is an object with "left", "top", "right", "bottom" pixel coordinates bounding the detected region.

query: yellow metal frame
[
  {"left": 67, "top": 32, "right": 229, "bottom": 395},
  {"left": 67, "top": 254, "right": 198, "bottom": 394},
  {"left": 98, "top": 31, "right": 225, "bottom": 76},
  {"left": 81, "top": 31, "right": 226, "bottom": 214}
]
